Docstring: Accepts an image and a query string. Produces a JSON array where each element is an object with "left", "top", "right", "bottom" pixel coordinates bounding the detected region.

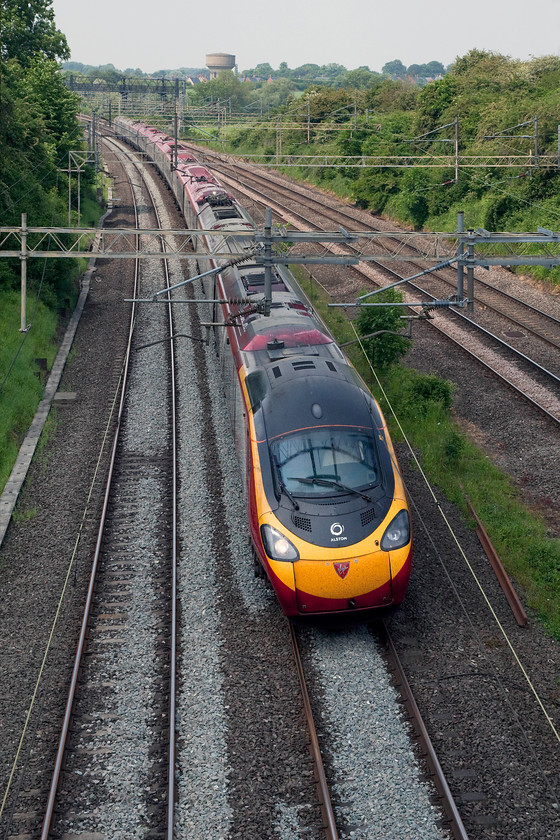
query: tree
[
  {"left": 321, "top": 63, "right": 347, "bottom": 80},
  {"left": 366, "top": 79, "right": 418, "bottom": 113},
  {"left": 25, "top": 59, "right": 81, "bottom": 155},
  {"left": 0, "top": 0, "right": 69, "bottom": 65},
  {"left": 0, "top": 55, "right": 83, "bottom": 306},
  {"left": 382, "top": 60, "right": 407, "bottom": 79},
  {"left": 450, "top": 49, "right": 492, "bottom": 75},
  {"left": 424, "top": 60, "right": 445, "bottom": 77},
  {"left": 355, "top": 287, "right": 411, "bottom": 369},
  {"left": 415, "top": 74, "right": 458, "bottom": 130},
  {"left": 192, "top": 71, "right": 250, "bottom": 110},
  {"left": 292, "top": 86, "right": 358, "bottom": 123},
  {"left": 395, "top": 168, "right": 430, "bottom": 229},
  {"left": 342, "top": 67, "right": 380, "bottom": 90},
  {"left": 242, "top": 62, "right": 274, "bottom": 78},
  {"left": 294, "top": 63, "right": 321, "bottom": 79},
  {"left": 252, "top": 78, "right": 295, "bottom": 109},
  {"left": 123, "top": 67, "right": 147, "bottom": 77},
  {"left": 86, "top": 64, "right": 121, "bottom": 83}
]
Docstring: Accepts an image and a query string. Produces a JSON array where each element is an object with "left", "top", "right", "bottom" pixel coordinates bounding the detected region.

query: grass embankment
[
  {"left": 0, "top": 291, "right": 59, "bottom": 489},
  {"left": 0, "top": 192, "right": 103, "bottom": 498},
  {"left": 297, "top": 269, "right": 560, "bottom": 639}
]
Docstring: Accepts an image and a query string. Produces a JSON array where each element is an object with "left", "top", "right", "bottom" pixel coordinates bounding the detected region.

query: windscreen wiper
[
  {"left": 296, "top": 477, "right": 372, "bottom": 503},
  {"left": 271, "top": 455, "right": 300, "bottom": 510},
  {"left": 280, "top": 480, "right": 300, "bottom": 511}
]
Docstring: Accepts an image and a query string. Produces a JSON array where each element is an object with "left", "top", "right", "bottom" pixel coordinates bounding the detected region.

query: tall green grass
[
  {"left": 0, "top": 177, "right": 102, "bottom": 493},
  {"left": 0, "top": 291, "right": 58, "bottom": 489}
]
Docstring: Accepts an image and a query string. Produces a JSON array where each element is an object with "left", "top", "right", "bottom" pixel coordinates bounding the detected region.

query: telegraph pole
[
  {"left": 92, "top": 110, "right": 98, "bottom": 174},
  {"left": 20, "top": 213, "right": 29, "bottom": 332},
  {"left": 455, "top": 116, "right": 459, "bottom": 182},
  {"left": 456, "top": 211, "right": 465, "bottom": 301},
  {"left": 174, "top": 109, "right": 178, "bottom": 170},
  {"left": 534, "top": 115, "right": 539, "bottom": 168},
  {"left": 467, "top": 231, "right": 475, "bottom": 314}
]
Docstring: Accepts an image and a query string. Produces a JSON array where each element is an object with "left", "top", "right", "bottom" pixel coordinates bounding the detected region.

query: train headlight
[
  {"left": 260, "top": 525, "right": 299, "bottom": 562},
  {"left": 380, "top": 510, "right": 410, "bottom": 551}
]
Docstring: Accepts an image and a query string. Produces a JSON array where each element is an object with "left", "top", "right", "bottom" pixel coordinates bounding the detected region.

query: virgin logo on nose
[{"left": 334, "top": 562, "right": 350, "bottom": 579}]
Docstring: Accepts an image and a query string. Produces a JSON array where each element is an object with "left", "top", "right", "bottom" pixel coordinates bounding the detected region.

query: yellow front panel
[{"left": 293, "top": 551, "right": 390, "bottom": 599}]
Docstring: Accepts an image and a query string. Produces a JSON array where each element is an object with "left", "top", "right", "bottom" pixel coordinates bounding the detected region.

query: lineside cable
[
  {"left": 0, "top": 338, "right": 131, "bottom": 826},
  {"left": 350, "top": 320, "right": 560, "bottom": 770}
]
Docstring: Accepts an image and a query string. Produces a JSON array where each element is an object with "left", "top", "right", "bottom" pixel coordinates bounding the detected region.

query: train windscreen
[{"left": 270, "top": 428, "right": 379, "bottom": 496}]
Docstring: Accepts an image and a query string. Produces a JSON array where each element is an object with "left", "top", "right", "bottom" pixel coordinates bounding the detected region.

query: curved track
[
  {"left": 40, "top": 136, "right": 179, "bottom": 839},
  {"left": 14, "top": 123, "right": 556, "bottom": 836},
  {"left": 194, "top": 151, "right": 560, "bottom": 426}
]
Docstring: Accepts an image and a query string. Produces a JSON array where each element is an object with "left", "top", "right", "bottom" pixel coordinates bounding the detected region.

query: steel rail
[
  {"left": 149, "top": 160, "right": 179, "bottom": 840},
  {"left": 288, "top": 622, "right": 339, "bottom": 840},
  {"left": 378, "top": 622, "right": 471, "bottom": 840},
  {"left": 414, "top": 317, "right": 560, "bottom": 427},
  {"left": 465, "top": 498, "right": 528, "bottom": 628},
  {"left": 401, "top": 279, "right": 560, "bottom": 388},
  {"left": 40, "top": 142, "right": 141, "bottom": 840},
  {"left": 41, "top": 135, "right": 180, "bottom": 838},
  {"left": 106, "top": 133, "right": 180, "bottom": 838},
  {"left": 206, "top": 152, "right": 560, "bottom": 348}
]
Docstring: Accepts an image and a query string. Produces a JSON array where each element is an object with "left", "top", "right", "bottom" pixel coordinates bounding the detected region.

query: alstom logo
[{"left": 330, "top": 522, "right": 347, "bottom": 543}]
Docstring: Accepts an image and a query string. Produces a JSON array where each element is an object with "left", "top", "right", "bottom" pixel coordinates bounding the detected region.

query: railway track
[
  {"left": 174, "top": 235, "right": 459, "bottom": 837},
  {"left": 193, "top": 151, "right": 560, "bottom": 425},
  {"left": 3, "top": 123, "right": 558, "bottom": 840},
  {"left": 200, "top": 151, "right": 560, "bottom": 337},
  {"left": 290, "top": 619, "right": 469, "bottom": 840},
  {"left": 212, "top": 157, "right": 560, "bottom": 349},
  {"left": 0, "top": 140, "right": 140, "bottom": 839},
  {"left": 38, "top": 137, "right": 179, "bottom": 838}
]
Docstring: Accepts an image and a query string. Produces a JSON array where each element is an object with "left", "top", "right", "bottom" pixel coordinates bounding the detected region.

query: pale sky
[{"left": 51, "top": 0, "right": 560, "bottom": 74}]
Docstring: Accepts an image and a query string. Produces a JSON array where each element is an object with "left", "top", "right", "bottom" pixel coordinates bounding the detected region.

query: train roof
[
  {"left": 259, "top": 360, "right": 374, "bottom": 441},
  {"left": 241, "top": 305, "right": 373, "bottom": 440}
]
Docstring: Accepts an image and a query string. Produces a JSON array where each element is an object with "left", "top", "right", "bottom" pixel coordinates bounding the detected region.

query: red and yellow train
[{"left": 115, "top": 118, "right": 412, "bottom": 616}]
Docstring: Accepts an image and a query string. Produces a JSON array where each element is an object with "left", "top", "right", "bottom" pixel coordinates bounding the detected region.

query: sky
[{"left": 51, "top": 0, "right": 560, "bottom": 74}]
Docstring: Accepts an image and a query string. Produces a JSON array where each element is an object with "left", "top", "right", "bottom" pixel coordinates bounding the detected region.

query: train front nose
[{"left": 293, "top": 553, "right": 393, "bottom": 613}]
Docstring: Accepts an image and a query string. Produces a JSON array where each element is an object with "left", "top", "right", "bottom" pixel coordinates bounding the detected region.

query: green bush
[
  {"left": 443, "top": 429, "right": 465, "bottom": 464},
  {"left": 355, "top": 287, "right": 411, "bottom": 369},
  {"left": 400, "top": 372, "right": 454, "bottom": 415}
]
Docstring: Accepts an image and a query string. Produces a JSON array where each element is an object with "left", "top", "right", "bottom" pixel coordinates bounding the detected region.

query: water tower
[{"left": 206, "top": 53, "right": 236, "bottom": 79}]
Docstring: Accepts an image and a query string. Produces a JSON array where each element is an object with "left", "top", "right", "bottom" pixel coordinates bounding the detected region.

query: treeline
[
  {"left": 62, "top": 61, "right": 206, "bottom": 82},
  {"left": 61, "top": 57, "right": 447, "bottom": 90},
  {"left": 1, "top": 0, "right": 87, "bottom": 309},
  {"left": 381, "top": 60, "right": 446, "bottom": 81},
  {"left": 238, "top": 59, "right": 446, "bottom": 87}
]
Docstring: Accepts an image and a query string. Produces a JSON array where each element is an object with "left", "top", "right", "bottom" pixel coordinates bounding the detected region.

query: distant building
[{"left": 205, "top": 53, "right": 236, "bottom": 79}]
